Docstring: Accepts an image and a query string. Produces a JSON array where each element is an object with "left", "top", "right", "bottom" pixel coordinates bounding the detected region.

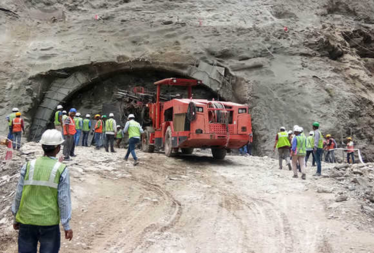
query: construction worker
[
  {"left": 105, "top": 113, "right": 117, "bottom": 153},
  {"left": 7, "top": 108, "right": 19, "bottom": 141},
  {"left": 346, "top": 137, "right": 355, "bottom": 164},
  {"left": 305, "top": 131, "right": 315, "bottom": 167},
  {"left": 54, "top": 105, "right": 64, "bottom": 132},
  {"left": 62, "top": 110, "right": 68, "bottom": 122},
  {"left": 325, "top": 134, "right": 337, "bottom": 163},
  {"left": 273, "top": 126, "right": 292, "bottom": 170},
  {"left": 63, "top": 109, "right": 77, "bottom": 161},
  {"left": 102, "top": 115, "right": 107, "bottom": 148},
  {"left": 291, "top": 126, "right": 306, "bottom": 180},
  {"left": 74, "top": 112, "right": 83, "bottom": 146},
  {"left": 312, "top": 122, "right": 324, "bottom": 176},
  {"left": 12, "top": 129, "right": 73, "bottom": 252},
  {"left": 94, "top": 114, "right": 103, "bottom": 150},
  {"left": 116, "top": 125, "right": 123, "bottom": 148},
  {"left": 82, "top": 114, "right": 91, "bottom": 147},
  {"left": 11, "top": 112, "right": 25, "bottom": 150},
  {"left": 123, "top": 114, "right": 144, "bottom": 166}
]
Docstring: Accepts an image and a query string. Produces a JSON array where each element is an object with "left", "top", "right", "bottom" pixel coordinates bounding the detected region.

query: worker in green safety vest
[
  {"left": 274, "top": 126, "right": 292, "bottom": 171},
  {"left": 305, "top": 131, "right": 315, "bottom": 167},
  {"left": 73, "top": 112, "right": 83, "bottom": 146},
  {"left": 312, "top": 122, "right": 324, "bottom": 176},
  {"left": 105, "top": 113, "right": 117, "bottom": 153},
  {"left": 54, "top": 105, "right": 64, "bottom": 133},
  {"left": 291, "top": 126, "right": 307, "bottom": 180},
  {"left": 82, "top": 114, "right": 91, "bottom": 147},
  {"left": 123, "top": 114, "right": 144, "bottom": 166},
  {"left": 11, "top": 129, "right": 73, "bottom": 252},
  {"left": 7, "top": 107, "right": 19, "bottom": 141},
  {"left": 116, "top": 125, "right": 123, "bottom": 148}
]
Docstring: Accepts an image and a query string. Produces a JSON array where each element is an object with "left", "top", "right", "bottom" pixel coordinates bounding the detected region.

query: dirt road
[{"left": 2, "top": 146, "right": 374, "bottom": 253}]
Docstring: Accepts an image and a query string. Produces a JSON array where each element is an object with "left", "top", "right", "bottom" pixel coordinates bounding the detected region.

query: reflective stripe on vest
[
  {"left": 306, "top": 136, "right": 314, "bottom": 149},
  {"left": 12, "top": 117, "right": 22, "bottom": 132},
  {"left": 8, "top": 113, "right": 16, "bottom": 126},
  {"left": 54, "top": 111, "right": 61, "bottom": 126},
  {"left": 83, "top": 119, "right": 90, "bottom": 131},
  {"left": 128, "top": 121, "right": 141, "bottom": 139},
  {"left": 276, "top": 132, "right": 290, "bottom": 148},
  {"left": 23, "top": 160, "right": 61, "bottom": 189},
  {"left": 312, "top": 130, "right": 324, "bottom": 149},
  {"left": 74, "top": 117, "right": 82, "bottom": 130},
  {"left": 95, "top": 120, "right": 103, "bottom": 133},
  {"left": 105, "top": 119, "right": 115, "bottom": 132},
  {"left": 296, "top": 135, "right": 306, "bottom": 156},
  {"left": 63, "top": 117, "right": 77, "bottom": 135}
]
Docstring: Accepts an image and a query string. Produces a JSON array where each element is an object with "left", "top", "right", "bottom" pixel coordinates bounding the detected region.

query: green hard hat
[
  {"left": 313, "top": 122, "right": 320, "bottom": 127},
  {"left": 102, "top": 115, "right": 107, "bottom": 118}
]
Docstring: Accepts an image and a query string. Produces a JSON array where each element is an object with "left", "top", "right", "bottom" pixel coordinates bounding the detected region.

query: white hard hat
[
  {"left": 117, "top": 125, "right": 121, "bottom": 128},
  {"left": 293, "top": 125, "right": 299, "bottom": 132},
  {"left": 280, "top": 126, "right": 286, "bottom": 130},
  {"left": 299, "top": 127, "right": 304, "bottom": 132},
  {"left": 12, "top": 108, "right": 19, "bottom": 112},
  {"left": 39, "top": 129, "right": 65, "bottom": 145},
  {"left": 288, "top": 130, "right": 293, "bottom": 134},
  {"left": 86, "top": 114, "right": 90, "bottom": 118},
  {"left": 76, "top": 112, "right": 81, "bottom": 116},
  {"left": 109, "top": 113, "right": 114, "bottom": 117},
  {"left": 309, "top": 131, "right": 314, "bottom": 135},
  {"left": 128, "top": 114, "right": 135, "bottom": 119},
  {"left": 62, "top": 110, "right": 67, "bottom": 114},
  {"left": 296, "top": 126, "right": 303, "bottom": 132},
  {"left": 57, "top": 105, "right": 63, "bottom": 110}
]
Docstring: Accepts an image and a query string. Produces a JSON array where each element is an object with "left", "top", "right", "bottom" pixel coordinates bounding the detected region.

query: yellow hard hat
[
  {"left": 16, "top": 112, "right": 21, "bottom": 116},
  {"left": 326, "top": 134, "right": 331, "bottom": 138},
  {"left": 347, "top": 137, "right": 352, "bottom": 140},
  {"left": 95, "top": 114, "right": 101, "bottom": 118}
]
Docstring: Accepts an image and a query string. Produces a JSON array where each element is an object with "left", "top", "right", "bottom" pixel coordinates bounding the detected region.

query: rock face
[{"left": 1, "top": 0, "right": 374, "bottom": 159}]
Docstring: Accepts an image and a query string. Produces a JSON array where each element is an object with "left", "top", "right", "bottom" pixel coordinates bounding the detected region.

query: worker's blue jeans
[
  {"left": 18, "top": 224, "right": 60, "bottom": 253},
  {"left": 347, "top": 152, "right": 355, "bottom": 164},
  {"left": 13, "top": 131, "right": 22, "bottom": 149},
  {"left": 94, "top": 132, "right": 103, "bottom": 149},
  {"left": 125, "top": 137, "right": 140, "bottom": 161},
  {"left": 314, "top": 148, "right": 323, "bottom": 174},
  {"left": 82, "top": 131, "right": 89, "bottom": 146},
  {"left": 239, "top": 145, "right": 247, "bottom": 155},
  {"left": 74, "top": 130, "right": 81, "bottom": 146},
  {"left": 7, "top": 126, "right": 13, "bottom": 141}
]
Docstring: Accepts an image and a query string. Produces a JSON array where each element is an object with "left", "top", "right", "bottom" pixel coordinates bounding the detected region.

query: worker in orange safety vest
[
  {"left": 12, "top": 112, "right": 25, "bottom": 150},
  {"left": 346, "top": 137, "right": 355, "bottom": 164},
  {"left": 63, "top": 109, "right": 77, "bottom": 161}
]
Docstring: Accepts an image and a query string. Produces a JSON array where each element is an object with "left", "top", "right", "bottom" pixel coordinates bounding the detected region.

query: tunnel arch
[{"left": 29, "top": 60, "right": 236, "bottom": 141}]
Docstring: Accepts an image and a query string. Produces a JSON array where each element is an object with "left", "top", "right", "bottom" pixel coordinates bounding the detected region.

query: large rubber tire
[
  {"left": 142, "top": 130, "right": 154, "bottom": 153},
  {"left": 211, "top": 148, "right": 227, "bottom": 160},
  {"left": 181, "top": 148, "right": 194, "bottom": 155},
  {"left": 164, "top": 126, "right": 174, "bottom": 157}
]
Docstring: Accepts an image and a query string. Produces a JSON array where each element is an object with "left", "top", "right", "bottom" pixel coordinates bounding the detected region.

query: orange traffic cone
[{"left": 5, "top": 139, "right": 13, "bottom": 161}]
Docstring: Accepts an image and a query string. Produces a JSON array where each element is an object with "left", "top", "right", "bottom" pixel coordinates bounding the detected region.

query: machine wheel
[
  {"left": 142, "top": 129, "right": 154, "bottom": 153},
  {"left": 181, "top": 148, "right": 194, "bottom": 155},
  {"left": 211, "top": 148, "right": 227, "bottom": 160},
  {"left": 164, "top": 126, "right": 174, "bottom": 157}
]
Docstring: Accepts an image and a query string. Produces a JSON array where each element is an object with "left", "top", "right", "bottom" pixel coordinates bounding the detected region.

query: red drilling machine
[{"left": 118, "top": 78, "right": 252, "bottom": 159}]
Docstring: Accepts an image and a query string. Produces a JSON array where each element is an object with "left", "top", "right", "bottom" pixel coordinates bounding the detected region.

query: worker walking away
[
  {"left": 124, "top": 114, "right": 144, "bottom": 166},
  {"left": 12, "top": 129, "right": 73, "bottom": 252},
  {"left": 291, "top": 127, "right": 307, "bottom": 180},
  {"left": 312, "top": 122, "right": 324, "bottom": 176},
  {"left": 325, "top": 134, "right": 337, "bottom": 163},
  {"left": 105, "top": 113, "right": 117, "bottom": 153},
  {"left": 94, "top": 114, "right": 103, "bottom": 150},
  {"left": 12, "top": 112, "right": 25, "bottom": 150},
  {"left": 273, "top": 127, "right": 292, "bottom": 171},
  {"left": 346, "top": 137, "right": 355, "bottom": 164},
  {"left": 82, "top": 114, "right": 91, "bottom": 147},
  {"left": 61, "top": 111, "right": 68, "bottom": 140},
  {"left": 116, "top": 125, "right": 123, "bottom": 148},
  {"left": 7, "top": 108, "right": 19, "bottom": 141},
  {"left": 305, "top": 131, "right": 315, "bottom": 167},
  {"left": 54, "top": 105, "right": 64, "bottom": 133},
  {"left": 74, "top": 112, "right": 83, "bottom": 146},
  {"left": 63, "top": 109, "right": 77, "bottom": 161},
  {"left": 102, "top": 115, "right": 107, "bottom": 149}
]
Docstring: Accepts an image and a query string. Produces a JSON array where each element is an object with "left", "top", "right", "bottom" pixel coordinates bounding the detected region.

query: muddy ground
[{"left": 1, "top": 143, "right": 374, "bottom": 253}]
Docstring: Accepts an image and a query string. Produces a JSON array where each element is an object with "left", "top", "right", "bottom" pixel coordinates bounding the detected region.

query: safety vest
[
  {"left": 347, "top": 141, "right": 354, "bottom": 153},
  {"left": 54, "top": 111, "right": 61, "bottom": 126},
  {"left": 306, "top": 136, "right": 314, "bottom": 149},
  {"left": 328, "top": 138, "right": 335, "bottom": 150},
  {"left": 62, "top": 114, "right": 68, "bottom": 123},
  {"left": 8, "top": 113, "right": 16, "bottom": 126},
  {"left": 16, "top": 157, "right": 66, "bottom": 226},
  {"left": 12, "top": 117, "right": 22, "bottom": 132},
  {"left": 276, "top": 132, "right": 290, "bottom": 148},
  {"left": 83, "top": 119, "right": 90, "bottom": 132},
  {"left": 105, "top": 118, "right": 115, "bottom": 132},
  {"left": 95, "top": 120, "right": 103, "bottom": 133},
  {"left": 312, "top": 130, "right": 324, "bottom": 149},
  {"left": 295, "top": 135, "right": 306, "bottom": 156},
  {"left": 116, "top": 131, "right": 123, "bottom": 139},
  {"left": 128, "top": 120, "right": 141, "bottom": 139},
  {"left": 74, "top": 117, "right": 82, "bottom": 130},
  {"left": 63, "top": 117, "right": 77, "bottom": 135}
]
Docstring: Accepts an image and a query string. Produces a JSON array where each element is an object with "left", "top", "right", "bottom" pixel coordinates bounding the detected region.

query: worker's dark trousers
[
  {"left": 326, "top": 150, "right": 335, "bottom": 163},
  {"left": 18, "top": 224, "right": 60, "bottom": 253},
  {"left": 105, "top": 134, "right": 115, "bottom": 152},
  {"left": 125, "top": 137, "right": 140, "bottom": 161},
  {"left": 347, "top": 152, "right": 355, "bottom": 164},
  {"left": 314, "top": 148, "right": 323, "bottom": 174},
  {"left": 7, "top": 126, "right": 13, "bottom": 141},
  {"left": 63, "top": 135, "right": 74, "bottom": 158},
  {"left": 305, "top": 150, "right": 315, "bottom": 166},
  {"left": 82, "top": 131, "right": 89, "bottom": 146},
  {"left": 13, "top": 131, "right": 22, "bottom": 150}
]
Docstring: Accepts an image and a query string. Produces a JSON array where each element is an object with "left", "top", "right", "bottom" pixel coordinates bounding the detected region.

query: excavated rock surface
[{"left": 1, "top": 0, "right": 374, "bottom": 158}]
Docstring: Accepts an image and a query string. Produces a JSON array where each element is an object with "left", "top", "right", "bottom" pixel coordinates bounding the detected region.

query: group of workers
[
  {"left": 274, "top": 122, "right": 356, "bottom": 179},
  {"left": 53, "top": 105, "right": 143, "bottom": 165}
]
